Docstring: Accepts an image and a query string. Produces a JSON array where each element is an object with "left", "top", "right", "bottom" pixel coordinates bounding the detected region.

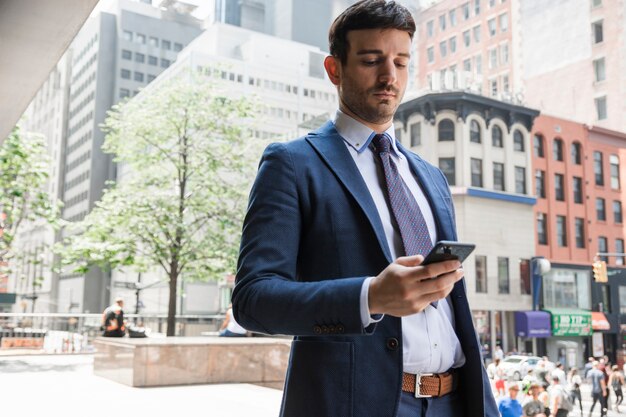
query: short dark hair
[{"left": 329, "top": 0, "right": 416, "bottom": 64}]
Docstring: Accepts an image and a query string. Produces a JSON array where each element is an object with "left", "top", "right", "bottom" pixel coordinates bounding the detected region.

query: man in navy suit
[{"left": 233, "top": 1, "right": 498, "bottom": 416}]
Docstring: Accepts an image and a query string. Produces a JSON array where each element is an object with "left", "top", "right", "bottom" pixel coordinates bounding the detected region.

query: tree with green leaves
[
  {"left": 0, "top": 126, "right": 60, "bottom": 300},
  {"left": 56, "top": 74, "right": 261, "bottom": 336}
]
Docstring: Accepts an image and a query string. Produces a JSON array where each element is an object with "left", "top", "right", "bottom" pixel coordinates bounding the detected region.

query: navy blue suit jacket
[{"left": 233, "top": 121, "right": 498, "bottom": 417}]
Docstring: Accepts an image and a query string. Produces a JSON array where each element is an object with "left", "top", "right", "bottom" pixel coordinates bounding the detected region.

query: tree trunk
[{"left": 166, "top": 267, "right": 178, "bottom": 336}]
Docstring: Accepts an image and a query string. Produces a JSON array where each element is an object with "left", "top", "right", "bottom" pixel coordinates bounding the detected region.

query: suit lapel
[{"left": 306, "top": 122, "right": 393, "bottom": 263}]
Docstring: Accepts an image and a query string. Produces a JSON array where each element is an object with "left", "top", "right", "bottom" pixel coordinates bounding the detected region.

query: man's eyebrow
[{"left": 355, "top": 49, "right": 411, "bottom": 58}]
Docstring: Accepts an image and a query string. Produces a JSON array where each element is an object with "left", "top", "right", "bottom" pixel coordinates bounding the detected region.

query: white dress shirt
[{"left": 332, "top": 109, "right": 466, "bottom": 374}]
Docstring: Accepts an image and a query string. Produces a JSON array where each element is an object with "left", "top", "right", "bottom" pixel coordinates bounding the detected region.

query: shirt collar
[{"left": 332, "top": 109, "right": 400, "bottom": 156}]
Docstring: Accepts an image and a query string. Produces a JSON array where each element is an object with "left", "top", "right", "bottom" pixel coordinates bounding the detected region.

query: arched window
[
  {"left": 438, "top": 119, "right": 455, "bottom": 141},
  {"left": 571, "top": 142, "right": 582, "bottom": 165},
  {"left": 470, "top": 120, "right": 481, "bottom": 143},
  {"left": 553, "top": 138, "right": 564, "bottom": 161},
  {"left": 492, "top": 125, "right": 503, "bottom": 147},
  {"left": 513, "top": 130, "right": 525, "bottom": 152},
  {"left": 533, "top": 134, "right": 545, "bottom": 158}
]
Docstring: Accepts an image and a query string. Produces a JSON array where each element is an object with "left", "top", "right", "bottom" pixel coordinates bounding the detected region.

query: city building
[
  {"left": 109, "top": 22, "right": 340, "bottom": 314},
  {"left": 12, "top": 0, "right": 204, "bottom": 314},
  {"left": 396, "top": 91, "right": 539, "bottom": 358},
  {"left": 531, "top": 113, "right": 626, "bottom": 365}
]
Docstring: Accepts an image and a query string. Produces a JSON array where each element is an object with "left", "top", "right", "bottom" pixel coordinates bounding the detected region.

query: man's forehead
[{"left": 346, "top": 28, "right": 412, "bottom": 51}]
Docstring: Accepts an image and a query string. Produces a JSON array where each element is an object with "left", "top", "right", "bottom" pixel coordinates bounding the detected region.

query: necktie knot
[{"left": 372, "top": 134, "right": 391, "bottom": 155}]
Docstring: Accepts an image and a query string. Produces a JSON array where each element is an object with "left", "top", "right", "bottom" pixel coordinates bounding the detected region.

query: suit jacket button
[
  {"left": 328, "top": 325, "right": 336, "bottom": 333},
  {"left": 313, "top": 325, "right": 322, "bottom": 334},
  {"left": 386, "top": 338, "right": 399, "bottom": 350},
  {"left": 321, "top": 325, "right": 329, "bottom": 334},
  {"left": 337, "top": 324, "right": 345, "bottom": 333}
]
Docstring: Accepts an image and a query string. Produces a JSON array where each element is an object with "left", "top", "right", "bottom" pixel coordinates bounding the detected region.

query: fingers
[
  {"left": 395, "top": 254, "right": 424, "bottom": 267},
  {"left": 416, "top": 269, "right": 464, "bottom": 301}
]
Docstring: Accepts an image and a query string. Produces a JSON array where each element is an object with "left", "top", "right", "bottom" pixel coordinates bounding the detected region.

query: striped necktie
[{"left": 372, "top": 133, "right": 437, "bottom": 308}]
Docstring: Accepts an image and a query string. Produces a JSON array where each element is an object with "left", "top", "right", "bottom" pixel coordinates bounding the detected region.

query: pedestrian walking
[
  {"left": 548, "top": 376, "right": 572, "bottom": 417},
  {"left": 589, "top": 361, "right": 608, "bottom": 417},
  {"left": 608, "top": 364, "right": 625, "bottom": 412},
  {"left": 567, "top": 367, "right": 583, "bottom": 416},
  {"left": 522, "top": 381, "right": 547, "bottom": 417},
  {"left": 499, "top": 383, "right": 523, "bottom": 417}
]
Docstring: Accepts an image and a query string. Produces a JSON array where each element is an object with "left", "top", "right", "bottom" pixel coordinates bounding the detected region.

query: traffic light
[{"left": 593, "top": 260, "right": 608, "bottom": 282}]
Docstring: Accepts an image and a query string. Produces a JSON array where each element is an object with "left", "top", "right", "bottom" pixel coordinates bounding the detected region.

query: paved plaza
[{"left": 0, "top": 353, "right": 624, "bottom": 417}]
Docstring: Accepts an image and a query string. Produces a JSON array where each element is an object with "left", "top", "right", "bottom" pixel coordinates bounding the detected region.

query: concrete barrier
[{"left": 93, "top": 336, "right": 291, "bottom": 388}]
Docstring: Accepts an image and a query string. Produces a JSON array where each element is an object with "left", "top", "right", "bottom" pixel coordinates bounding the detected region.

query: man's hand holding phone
[{"left": 368, "top": 241, "right": 474, "bottom": 317}]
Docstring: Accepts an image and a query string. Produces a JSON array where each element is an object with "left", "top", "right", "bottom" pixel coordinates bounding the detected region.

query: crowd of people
[{"left": 491, "top": 354, "right": 625, "bottom": 417}]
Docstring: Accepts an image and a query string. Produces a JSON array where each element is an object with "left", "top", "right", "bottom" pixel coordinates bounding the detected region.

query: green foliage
[
  {"left": 0, "top": 126, "right": 61, "bottom": 266},
  {"left": 56, "top": 73, "right": 262, "bottom": 285}
]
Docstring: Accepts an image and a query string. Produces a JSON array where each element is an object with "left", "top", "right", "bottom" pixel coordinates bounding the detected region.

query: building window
[
  {"left": 463, "top": 30, "right": 471, "bottom": 47},
  {"left": 149, "top": 36, "right": 159, "bottom": 47},
  {"left": 174, "top": 42, "right": 183, "bottom": 52},
  {"left": 610, "top": 154, "right": 620, "bottom": 189},
  {"left": 498, "top": 257, "right": 509, "bottom": 294},
  {"left": 513, "top": 130, "right": 524, "bottom": 151},
  {"left": 135, "top": 52, "right": 145, "bottom": 63},
  {"left": 488, "top": 18, "right": 496, "bottom": 36},
  {"left": 427, "top": 47, "right": 434, "bottom": 63},
  {"left": 449, "top": 36, "right": 457, "bottom": 54},
  {"left": 492, "top": 125, "right": 503, "bottom": 147},
  {"left": 614, "top": 201, "right": 623, "bottom": 223},
  {"left": 573, "top": 177, "right": 583, "bottom": 204},
  {"left": 475, "top": 55, "right": 482, "bottom": 74},
  {"left": 449, "top": 9, "right": 457, "bottom": 26},
  {"left": 134, "top": 72, "right": 144, "bottom": 82},
  {"left": 557, "top": 215, "right": 567, "bottom": 247},
  {"left": 162, "top": 39, "right": 171, "bottom": 50},
  {"left": 471, "top": 158, "right": 483, "bottom": 187},
  {"left": 410, "top": 122, "right": 421, "bottom": 147},
  {"left": 593, "top": 0, "right": 603, "bottom": 6},
  {"left": 121, "top": 69, "right": 131, "bottom": 79},
  {"left": 592, "top": 20, "right": 604, "bottom": 44},
  {"left": 123, "top": 30, "right": 133, "bottom": 41},
  {"left": 147, "top": 74, "right": 156, "bottom": 82},
  {"left": 161, "top": 58, "right": 171, "bottom": 68},
  {"left": 500, "top": 44, "right": 509, "bottom": 65},
  {"left": 515, "top": 167, "right": 526, "bottom": 194},
  {"left": 534, "top": 134, "right": 545, "bottom": 157},
  {"left": 554, "top": 174, "right": 565, "bottom": 201},
  {"left": 136, "top": 33, "right": 146, "bottom": 44},
  {"left": 594, "top": 151, "right": 604, "bottom": 185},
  {"left": 537, "top": 213, "right": 548, "bottom": 245},
  {"left": 463, "top": 58, "right": 472, "bottom": 72},
  {"left": 593, "top": 57, "right": 606, "bottom": 82},
  {"left": 148, "top": 55, "right": 158, "bottom": 66},
  {"left": 462, "top": 2, "right": 471, "bottom": 19},
  {"left": 470, "top": 120, "right": 481, "bottom": 143},
  {"left": 598, "top": 236, "right": 608, "bottom": 261},
  {"left": 595, "top": 96, "right": 607, "bottom": 120},
  {"left": 571, "top": 142, "right": 582, "bottom": 164},
  {"left": 475, "top": 255, "right": 487, "bottom": 293},
  {"left": 426, "top": 20, "right": 434, "bottom": 37},
  {"left": 553, "top": 138, "right": 563, "bottom": 161},
  {"left": 489, "top": 48, "right": 497, "bottom": 69},
  {"left": 535, "top": 170, "right": 545, "bottom": 198},
  {"left": 438, "top": 119, "right": 455, "bottom": 141},
  {"left": 439, "top": 41, "right": 448, "bottom": 57},
  {"left": 520, "top": 259, "right": 531, "bottom": 295},
  {"left": 122, "top": 49, "right": 132, "bottom": 60},
  {"left": 439, "top": 158, "right": 456, "bottom": 186},
  {"left": 493, "top": 162, "right": 505, "bottom": 191},
  {"left": 439, "top": 14, "right": 447, "bottom": 31},
  {"left": 499, "top": 13, "right": 509, "bottom": 32},
  {"left": 575, "top": 218, "right": 585, "bottom": 248},
  {"left": 490, "top": 78, "right": 498, "bottom": 97},
  {"left": 597, "top": 197, "right": 606, "bottom": 221},
  {"left": 473, "top": 25, "right": 481, "bottom": 43},
  {"left": 474, "top": 0, "right": 481, "bottom": 15},
  {"left": 616, "top": 239, "right": 625, "bottom": 265},
  {"left": 620, "top": 287, "right": 626, "bottom": 313},
  {"left": 119, "top": 88, "right": 130, "bottom": 98}
]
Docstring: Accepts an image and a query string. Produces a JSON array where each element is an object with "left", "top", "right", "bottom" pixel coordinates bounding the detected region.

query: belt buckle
[{"left": 414, "top": 372, "right": 433, "bottom": 398}]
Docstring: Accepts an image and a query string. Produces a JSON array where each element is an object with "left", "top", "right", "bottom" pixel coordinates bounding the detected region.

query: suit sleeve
[{"left": 232, "top": 142, "right": 368, "bottom": 336}]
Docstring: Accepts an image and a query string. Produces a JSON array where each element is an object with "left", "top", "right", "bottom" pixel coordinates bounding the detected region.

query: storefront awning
[
  {"left": 544, "top": 308, "right": 592, "bottom": 336},
  {"left": 592, "top": 312, "right": 611, "bottom": 331},
  {"left": 0, "top": 293, "right": 16, "bottom": 304},
  {"left": 514, "top": 311, "right": 551, "bottom": 338}
]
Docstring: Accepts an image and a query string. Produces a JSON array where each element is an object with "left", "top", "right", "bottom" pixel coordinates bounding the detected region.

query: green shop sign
[{"left": 546, "top": 309, "right": 592, "bottom": 336}]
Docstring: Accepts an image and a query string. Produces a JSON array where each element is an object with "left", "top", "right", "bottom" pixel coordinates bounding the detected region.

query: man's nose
[{"left": 378, "top": 59, "right": 397, "bottom": 85}]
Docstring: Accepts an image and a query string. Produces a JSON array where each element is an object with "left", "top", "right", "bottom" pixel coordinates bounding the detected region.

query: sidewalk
[{"left": 0, "top": 354, "right": 282, "bottom": 417}]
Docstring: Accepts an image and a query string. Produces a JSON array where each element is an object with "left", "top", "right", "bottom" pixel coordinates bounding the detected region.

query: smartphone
[{"left": 421, "top": 241, "right": 476, "bottom": 266}]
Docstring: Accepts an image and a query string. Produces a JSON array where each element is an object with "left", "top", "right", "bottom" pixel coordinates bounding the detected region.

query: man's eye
[
  {"left": 396, "top": 62, "right": 408, "bottom": 68},
  {"left": 363, "top": 60, "right": 379, "bottom": 66}
]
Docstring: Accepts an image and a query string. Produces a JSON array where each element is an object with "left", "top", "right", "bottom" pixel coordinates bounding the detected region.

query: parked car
[{"left": 500, "top": 355, "right": 542, "bottom": 381}]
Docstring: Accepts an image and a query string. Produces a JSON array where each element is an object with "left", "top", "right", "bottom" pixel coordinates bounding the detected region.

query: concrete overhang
[{"left": 0, "top": 0, "right": 99, "bottom": 142}]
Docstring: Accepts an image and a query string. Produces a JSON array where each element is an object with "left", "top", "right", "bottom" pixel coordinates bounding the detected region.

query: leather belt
[{"left": 401, "top": 370, "right": 457, "bottom": 398}]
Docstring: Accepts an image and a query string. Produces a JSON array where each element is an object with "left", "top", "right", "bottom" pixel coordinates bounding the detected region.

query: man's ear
[{"left": 324, "top": 55, "right": 341, "bottom": 86}]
